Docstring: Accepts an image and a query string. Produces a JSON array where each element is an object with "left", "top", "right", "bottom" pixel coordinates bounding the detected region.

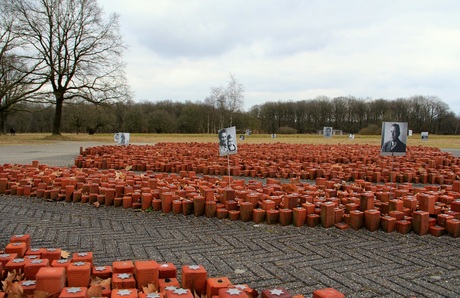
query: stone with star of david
[
  {"left": 117, "top": 273, "right": 131, "bottom": 279},
  {"left": 117, "top": 289, "right": 132, "bottom": 296},
  {"left": 66, "top": 287, "right": 82, "bottom": 294}
]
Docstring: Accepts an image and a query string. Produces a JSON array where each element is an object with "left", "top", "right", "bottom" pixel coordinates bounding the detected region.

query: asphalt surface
[{"left": 1, "top": 142, "right": 460, "bottom": 297}]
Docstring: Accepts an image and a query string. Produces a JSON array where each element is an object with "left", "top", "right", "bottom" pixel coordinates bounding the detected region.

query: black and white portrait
[
  {"left": 380, "top": 122, "right": 407, "bottom": 156},
  {"left": 323, "top": 127, "right": 333, "bottom": 138},
  {"left": 218, "top": 126, "right": 238, "bottom": 156}
]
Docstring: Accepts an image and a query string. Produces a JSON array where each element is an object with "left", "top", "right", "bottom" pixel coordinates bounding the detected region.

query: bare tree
[
  {"left": 209, "top": 74, "right": 245, "bottom": 129},
  {"left": 0, "top": 0, "right": 45, "bottom": 133},
  {"left": 225, "top": 73, "right": 244, "bottom": 126},
  {"left": 11, "top": 0, "right": 130, "bottom": 135}
]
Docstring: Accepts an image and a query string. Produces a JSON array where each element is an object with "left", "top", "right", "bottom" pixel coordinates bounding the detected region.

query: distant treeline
[{"left": 4, "top": 95, "right": 459, "bottom": 135}]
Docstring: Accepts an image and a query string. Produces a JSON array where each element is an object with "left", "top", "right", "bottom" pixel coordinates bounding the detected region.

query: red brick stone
[
  {"left": 67, "top": 261, "right": 91, "bottom": 287},
  {"left": 381, "top": 216, "right": 396, "bottom": 233},
  {"left": 159, "top": 263, "right": 177, "bottom": 279},
  {"left": 59, "top": 286, "right": 88, "bottom": 298},
  {"left": 181, "top": 265, "right": 207, "bottom": 295},
  {"left": 35, "top": 267, "right": 66, "bottom": 298},
  {"left": 312, "top": 287, "right": 345, "bottom": 298},
  {"left": 292, "top": 207, "right": 307, "bottom": 227},
  {"left": 279, "top": 209, "right": 293, "bottom": 226},
  {"left": 111, "top": 288, "right": 139, "bottom": 298},
  {"left": 24, "top": 258, "right": 49, "bottom": 280},
  {"left": 0, "top": 253, "right": 17, "bottom": 268},
  {"left": 320, "top": 201, "right": 335, "bottom": 228},
  {"left": 446, "top": 219, "right": 460, "bottom": 237},
  {"left": 10, "top": 234, "right": 31, "bottom": 250},
  {"left": 42, "top": 248, "right": 61, "bottom": 263},
  {"left": 92, "top": 265, "right": 113, "bottom": 280},
  {"left": 51, "top": 259, "right": 71, "bottom": 269},
  {"left": 418, "top": 193, "right": 436, "bottom": 214},
  {"left": 5, "top": 242, "right": 27, "bottom": 258},
  {"left": 396, "top": 220, "right": 412, "bottom": 234},
  {"left": 113, "top": 260, "right": 135, "bottom": 273},
  {"left": 71, "top": 252, "right": 93, "bottom": 266},
  {"left": 20, "top": 279, "right": 37, "bottom": 295},
  {"left": 266, "top": 209, "right": 279, "bottom": 224},
  {"left": 262, "top": 287, "right": 292, "bottom": 298},
  {"left": 5, "top": 257, "right": 27, "bottom": 274},
  {"left": 164, "top": 288, "right": 193, "bottom": 298},
  {"left": 306, "top": 214, "right": 320, "bottom": 227},
  {"left": 252, "top": 208, "right": 266, "bottom": 223},
  {"left": 437, "top": 214, "right": 454, "bottom": 227},
  {"left": 412, "top": 211, "right": 430, "bottom": 236},
  {"left": 349, "top": 210, "right": 364, "bottom": 230},
  {"left": 218, "top": 287, "right": 247, "bottom": 298},
  {"left": 206, "top": 277, "right": 232, "bottom": 298},
  {"left": 134, "top": 260, "right": 159, "bottom": 291},
  {"left": 112, "top": 272, "right": 137, "bottom": 289},
  {"left": 429, "top": 225, "right": 446, "bottom": 237},
  {"left": 364, "top": 209, "right": 381, "bottom": 232},
  {"left": 159, "top": 277, "right": 180, "bottom": 293}
]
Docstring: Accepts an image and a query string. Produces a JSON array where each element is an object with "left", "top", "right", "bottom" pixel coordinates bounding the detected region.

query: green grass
[{"left": 1, "top": 133, "right": 459, "bottom": 148}]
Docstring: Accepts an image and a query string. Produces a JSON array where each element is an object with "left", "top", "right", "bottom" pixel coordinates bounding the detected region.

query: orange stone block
[
  {"left": 42, "top": 248, "right": 62, "bottom": 262},
  {"left": 113, "top": 260, "right": 135, "bottom": 273},
  {"left": 446, "top": 219, "right": 460, "bottom": 237},
  {"left": 92, "top": 265, "right": 113, "bottom": 280},
  {"left": 158, "top": 263, "right": 177, "bottom": 279},
  {"left": 71, "top": 252, "right": 93, "bottom": 266},
  {"left": 181, "top": 265, "right": 207, "bottom": 295},
  {"left": 349, "top": 210, "right": 364, "bottom": 230},
  {"left": 59, "top": 287, "right": 88, "bottom": 298},
  {"left": 111, "top": 288, "right": 139, "bottom": 298},
  {"left": 380, "top": 216, "right": 396, "bottom": 233},
  {"left": 312, "top": 287, "right": 345, "bottom": 298},
  {"left": 112, "top": 272, "right": 137, "bottom": 289},
  {"left": 412, "top": 211, "right": 430, "bottom": 236},
  {"left": 35, "top": 267, "right": 67, "bottom": 298},
  {"left": 206, "top": 277, "right": 232, "bottom": 298},
  {"left": 10, "top": 234, "right": 31, "bottom": 250},
  {"left": 159, "top": 278, "right": 180, "bottom": 293},
  {"left": 5, "top": 257, "right": 27, "bottom": 274},
  {"left": 20, "top": 280, "right": 37, "bottom": 295},
  {"left": 5, "top": 242, "right": 27, "bottom": 258},
  {"left": 0, "top": 253, "right": 17, "bottom": 268},
  {"left": 218, "top": 287, "right": 247, "bottom": 298},
  {"left": 320, "top": 201, "right": 335, "bottom": 228},
  {"left": 164, "top": 288, "right": 193, "bottom": 298},
  {"left": 24, "top": 258, "right": 50, "bottom": 280},
  {"left": 51, "top": 259, "right": 71, "bottom": 269},
  {"left": 364, "top": 209, "right": 381, "bottom": 232},
  {"left": 396, "top": 220, "right": 412, "bottom": 234},
  {"left": 261, "top": 287, "right": 292, "bottom": 298},
  {"left": 134, "top": 260, "right": 159, "bottom": 290},
  {"left": 67, "top": 261, "right": 91, "bottom": 287},
  {"left": 292, "top": 207, "right": 307, "bottom": 227}
]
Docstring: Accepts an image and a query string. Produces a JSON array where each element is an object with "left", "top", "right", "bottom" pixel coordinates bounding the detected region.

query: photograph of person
[
  {"left": 421, "top": 132, "right": 429, "bottom": 141},
  {"left": 218, "top": 126, "right": 238, "bottom": 156},
  {"left": 323, "top": 127, "right": 333, "bottom": 138},
  {"left": 218, "top": 128, "right": 229, "bottom": 156},
  {"left": 380, "top": 122, "right": 407, "bottom": 156}
]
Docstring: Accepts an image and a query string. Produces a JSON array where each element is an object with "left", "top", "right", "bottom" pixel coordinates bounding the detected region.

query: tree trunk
[
  {"left": 0, "top": 111, "right": 6, "bottom": 134},
  {"left": 52, "top": 97, "right": 64, "bottom": 135}
]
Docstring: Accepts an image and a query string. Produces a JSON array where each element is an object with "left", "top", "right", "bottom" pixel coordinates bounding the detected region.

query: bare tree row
[{"left": 4, "top": 95, "right": 459, "bottom": 135}]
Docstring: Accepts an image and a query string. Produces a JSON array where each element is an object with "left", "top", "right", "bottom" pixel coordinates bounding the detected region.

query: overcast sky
[{"left": 99, "top": 0, "right": 460, "bottom": 114}]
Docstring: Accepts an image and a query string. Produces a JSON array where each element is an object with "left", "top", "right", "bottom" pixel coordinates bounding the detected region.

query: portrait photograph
[
  {"left": 380, "top": 122, "right": 407, "bottom": 156},
  {"left": 218, "top": 126, "right": 238, "bottom": 156}
]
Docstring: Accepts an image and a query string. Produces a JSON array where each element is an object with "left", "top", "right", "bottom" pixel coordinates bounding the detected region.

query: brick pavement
[{"left": 1, "top": 142, "right": 460, "bottom": 297}]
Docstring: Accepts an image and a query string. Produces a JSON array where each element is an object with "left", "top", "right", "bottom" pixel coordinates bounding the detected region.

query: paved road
[{"left": 1, "top": 142, "right": 459, "bottom": 297}]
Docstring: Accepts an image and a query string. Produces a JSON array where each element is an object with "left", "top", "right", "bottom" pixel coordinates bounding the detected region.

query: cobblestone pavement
[{"left": 1, "top": 142, "right": 460, "bottom": 297}]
